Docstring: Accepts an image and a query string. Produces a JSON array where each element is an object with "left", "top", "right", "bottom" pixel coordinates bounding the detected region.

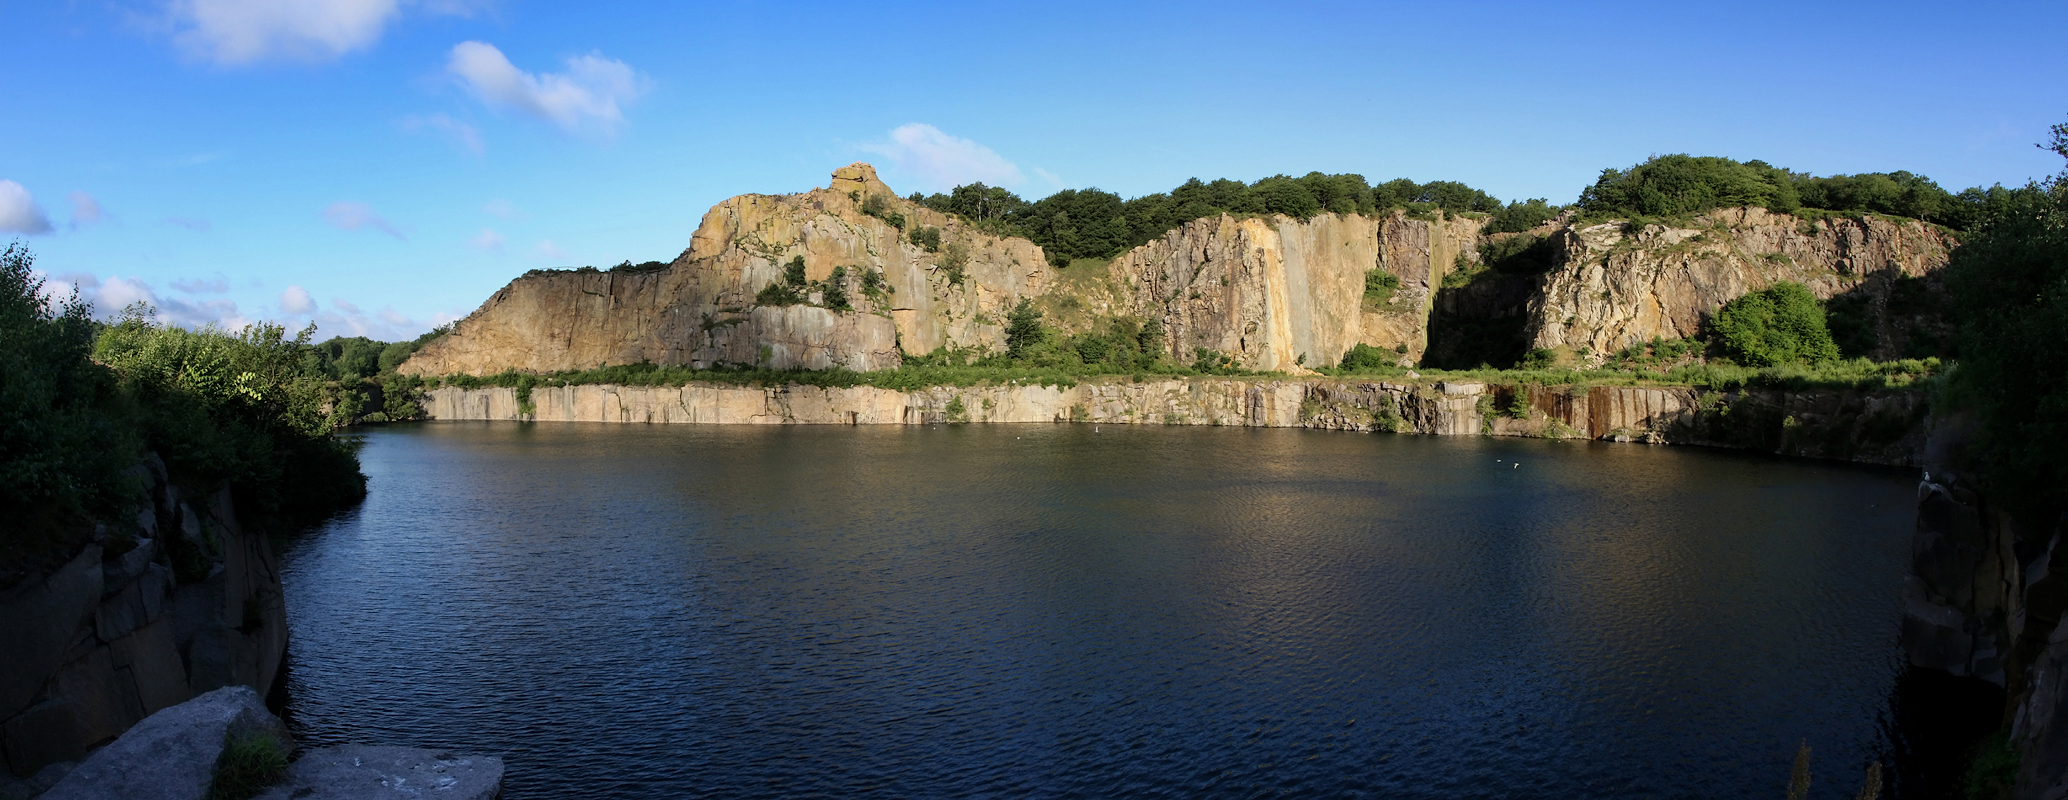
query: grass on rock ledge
[{"left": 425, "top": 354, "right": 1944, "bottom": 396}]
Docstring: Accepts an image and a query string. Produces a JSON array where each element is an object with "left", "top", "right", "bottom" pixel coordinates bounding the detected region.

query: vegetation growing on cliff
[
  {"left": 1708, "top": 282, "right": 1842, "bottom": 367},
  {"left": 0, "top": 243, "right": 367, "bottom": 581},
  {"left": 1941, "top": 120, "right": 2068, "bottom": 521}
]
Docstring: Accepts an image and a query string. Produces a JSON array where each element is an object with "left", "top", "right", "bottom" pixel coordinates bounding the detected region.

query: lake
[{"left": 278, "top": 422, "right": 1923, "bottom": 798}]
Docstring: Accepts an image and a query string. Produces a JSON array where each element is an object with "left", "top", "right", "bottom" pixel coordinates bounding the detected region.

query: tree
[
  {"left": 1942, "top": 119, "right": 2068, "bottom": 520},
  {"left": 1708, "top": 282, "right": 1840, "bottom": 366},
  {"left": 1005, "top": 298, "right": 1045, "bottom": 359}
]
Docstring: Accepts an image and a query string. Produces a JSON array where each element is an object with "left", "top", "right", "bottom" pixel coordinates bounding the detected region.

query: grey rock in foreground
[
  {"left": 40, "top": 685, "right": 289, "bottom": 800},
  {"left": 253, "top": 745, "right": 503, "bottom": 800}
]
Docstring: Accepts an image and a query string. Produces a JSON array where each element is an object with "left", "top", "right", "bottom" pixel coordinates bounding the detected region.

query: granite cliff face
[
  {"left": 1524, "top": 208, "right": 1954, "bottom": 362},
  {"left": 1903, "top": 429, "right": 2068, "bottom": 799},
  {"left": 402, "top": 164, "right": 1053, "bottom": 376},
  {"left": 1099, "top": 210, "right": 1482, "bottom": 371},
  {"left": 0, "top": 456, "right": 285, "bottom": 779},
  {"left": 404, "top": 165, "right": 1955, "bottom": 378}
]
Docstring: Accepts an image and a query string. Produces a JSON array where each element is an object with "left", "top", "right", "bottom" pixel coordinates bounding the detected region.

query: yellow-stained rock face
[
  {"left": 1105, "top": 210, "right": 1478, "bottom": 372},
  {"left": 402, "top": 160, "right": 1955, "bottom": 378},
  {"left": 402, "top": 163, "right": 1053, "bottom": 376}
]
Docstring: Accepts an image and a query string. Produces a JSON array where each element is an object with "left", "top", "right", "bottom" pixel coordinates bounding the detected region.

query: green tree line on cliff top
[
  {"left": 910, "top": 173, "right": 1555, "bottom": 265},
  {"left": 906, "top": 155, "right": 2019, "bottom": 269}
]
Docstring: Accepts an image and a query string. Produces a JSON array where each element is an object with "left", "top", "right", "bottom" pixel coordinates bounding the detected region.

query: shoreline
[{"left": 418, "top": 377, "right": 1929, "bottom": 466}]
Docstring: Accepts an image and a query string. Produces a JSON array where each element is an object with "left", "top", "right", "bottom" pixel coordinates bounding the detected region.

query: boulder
[
  {"left": 253, "top": 746, "right": 504, "bottom": 800},
  {"left": 40, "top": 686, "right": 289, "bottom": 800}
]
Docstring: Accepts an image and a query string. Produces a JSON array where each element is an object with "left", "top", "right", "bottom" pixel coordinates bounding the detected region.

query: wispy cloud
[
  {"left": 401, "top": 113, "right": 484, "bottom": 155},
  {"left": 69, "top": 192, "right": 106, "bottom": 229},
  {"left": 163, "top": 216, "right": 212, "bottom": 231},
  {"left": 481, "top": 198, "right": 521, "bottom": 219},
  {"left": 0, "top": 181, "right": 54, "bottom": 235},
  {"left": 172, "top": 275, "right": 230, "bottom": 293},
  {"left": 167, "top": 151, "right": 229, "bottom": 167},
  {"left": 860, "top": 123, "right": 1026, "bottom": 193},
  {"left": 470, "top": 228, "right": 504, "bottom": 252},
  {"left": 446, "top": 41, "right": 646, "bottom": 140},
  {"left": 534, "top": 239, "right": 566, "bottom": 261},
  {"left": 322, "top": 201, "right": 405, "bottom": 240}
]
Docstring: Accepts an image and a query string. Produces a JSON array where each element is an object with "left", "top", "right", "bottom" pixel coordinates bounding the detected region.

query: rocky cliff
[
  {"left": 1096, "top": 210, "right": 1483, "bottom": 371},
  {"left": 1903, "top": 426, "right": 2068, "bottom": 798},
  {"left": 1524, "top": 208, "right": 1954, "bottom": 362},
  {"left": 404, "top": 166, "right": 1956, "bottom": 378},
  {"left": 402, "top": 164, "right": 1053, "bottom": 376},
  {"left": 0, "top": 456, "right": 286, "bottom": 779}
]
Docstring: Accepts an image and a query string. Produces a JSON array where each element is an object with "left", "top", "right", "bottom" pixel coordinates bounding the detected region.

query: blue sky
[{"left": 4, "top": 0, "right": 2063, "bottom": 340}]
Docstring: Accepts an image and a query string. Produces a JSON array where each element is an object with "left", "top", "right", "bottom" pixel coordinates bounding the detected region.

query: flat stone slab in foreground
[{"left": 255, "top": 745, "right": 503, "bottom": 800}]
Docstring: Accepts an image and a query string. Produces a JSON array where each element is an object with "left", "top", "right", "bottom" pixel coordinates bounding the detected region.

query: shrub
[
  {"left": 208, "top": 731, "right": 287, "bottom": 800},
  {"left": 1339, "top": 343, "right": 1395, "bottom": 372},
  {"left": 1709, "top": 282, "right": 1840, "bottom": 366},
  {"left": 1364, "top": 270, "right": 1400, "bottom": 305},
  {"left": 908, "top": 226, "right": 941, "bottom": 253},
  {"left": 860, "top": 194, "right": 905, "bottom": 230}
]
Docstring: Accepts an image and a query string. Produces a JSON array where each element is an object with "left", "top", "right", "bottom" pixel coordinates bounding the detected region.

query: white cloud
[
  {"left": 401, "top": 113, "right": 484, "bottom": 155},
  {"left": 169, "top": 0, "right": 402, "bottom": 65},
  {"left": 163, "top": 216, "right": 212, "bottom": 231},
  {"left": 470, "top": 227, "right": 504, "bottom": 252},
  {"left": 280, "top": 285, "right": 316, "bottom": 314},
  {"left": 447, "top": 41, "right": 645, "bottom": 139},
  {"left": 172, "top": 275, "right": 230, "bottom": 293},
  {"left": 322, "top": 201, "right": 405, "bottom": 240},
  {"left": 534, "top": 239, "right": 566, "bottom": 261},
  {"left": 0, "top": 181, "right": 54, "bottom": 235},
  {"left": 331, "top": 297, "right": 361, "bottom": 313},
  {"left": 69, "top": 192, "right": 105, "bottom": 228},
  {"left": 481, "top": 199, "right": 520, "bottom": 219},
  {"left": 860, "top": 123, "right": 1026, "bottom": 193},
  {"left": 39, "top": 270, "right": 251, "bottom": 329}
]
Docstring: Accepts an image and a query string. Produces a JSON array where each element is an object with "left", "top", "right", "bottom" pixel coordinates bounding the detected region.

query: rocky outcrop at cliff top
[
  {"left": 402, "top": 164, "right": 1054, "bottom": 375},
  {"left": 403, "top": 165, "right": 1956, "bottom": 377}
]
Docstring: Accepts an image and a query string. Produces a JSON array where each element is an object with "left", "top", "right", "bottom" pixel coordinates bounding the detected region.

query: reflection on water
[{"left": 280, "top": 423, "right": 1918, "bottom": 798}]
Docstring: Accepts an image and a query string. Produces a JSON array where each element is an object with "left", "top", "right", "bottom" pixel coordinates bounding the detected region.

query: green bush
[
  {"left": 908, "top": 226, "right": 941, "bottom": 253},
  {"left": 208, "top": 731, "right": 287, "bottom": 800},
  {"left": 1708, "top": 282, "right": 1840, "bottom": 366},
  {"left": 1339, "top": 343, "right": 1395, "bottom": 372},
  {"left": 0, "top": 243, "right": 136, "bottom": 572},
  {"left": 0, "top": 242, "right": 367, "bottom": 578},
  {"left": 1364, "top": 270, "right": 1400, "bottom": 305}
]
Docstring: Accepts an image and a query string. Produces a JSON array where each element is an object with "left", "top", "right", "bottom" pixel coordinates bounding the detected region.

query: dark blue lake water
[{"left": 278, "top": 423, "right": 1921, "bottom": 798}]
